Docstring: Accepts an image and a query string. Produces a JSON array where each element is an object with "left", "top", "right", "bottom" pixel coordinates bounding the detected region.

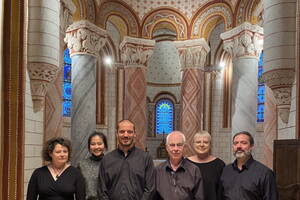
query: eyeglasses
[
  {"left": 118, "top": 130, "right": 134, "bottom": 134},
  {"left": 168, "top": 143, "right": 184, "bottom": 148}
]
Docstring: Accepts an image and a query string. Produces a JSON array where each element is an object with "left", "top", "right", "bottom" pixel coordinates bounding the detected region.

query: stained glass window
[
  {"left": 63, "top": 48, "right": 72, "bottom": 117},
  {"left": 155, "top": 99, "right": 174, "bottom": 134},
  {"left": 257, "top": 51, "right": 265, "bottom": 122}
]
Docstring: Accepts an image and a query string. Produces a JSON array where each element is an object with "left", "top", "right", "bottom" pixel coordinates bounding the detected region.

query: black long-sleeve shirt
[
  {"left": 155, "top": 158, "right": 204, "bottom": 200},
  {"left": 187, "top": 158, "right": 225, "bottom": 200},
  {"left": 26, "top": 165, "right": 85, "bottom": 200},
  {"left": 98, "top": 147, "right": 155, "bottom": 200},
  {"left": 220, "top": 156, "right": 278, "bottom": 200}
]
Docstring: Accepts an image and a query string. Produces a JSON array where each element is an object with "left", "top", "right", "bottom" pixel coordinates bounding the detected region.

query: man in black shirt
[
  {"left": 155, "top": 131, "right": 204, "bottom": 200},
  {"left": 98, "top": 119, "right": 155, "bottom": 200},
  {"left": 220, "top": 131, "right": 278, "bottom": 200}
]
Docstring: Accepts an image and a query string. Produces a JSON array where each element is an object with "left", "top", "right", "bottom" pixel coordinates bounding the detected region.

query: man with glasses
[
  {"left": 98, "top": 119, "right": 155, "bottom": 200},
  {"left": 155, "top": 131, "right": 204, "bottom": 200}
]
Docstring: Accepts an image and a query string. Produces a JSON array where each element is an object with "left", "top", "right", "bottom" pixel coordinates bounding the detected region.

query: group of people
[{"left": 27, "top": 119, "right": 278, "bottom": 200}]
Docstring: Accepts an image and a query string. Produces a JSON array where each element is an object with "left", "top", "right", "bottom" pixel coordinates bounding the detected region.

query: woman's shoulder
[{"left": 213, "top": 157, "right": 226, "bottom": 166}]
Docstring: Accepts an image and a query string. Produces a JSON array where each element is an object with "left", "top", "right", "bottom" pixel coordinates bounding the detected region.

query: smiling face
[
  {"left": 233, "top": 134, "right": 253, "bottom": 159},
  {"left": 193, "top": 135, "right": 211, "bottom": 155},
  {"left": 89, "top": 135, "right": 105, "bottom": 157},
  {"left": 166, "top": 132, "right": 185, "bottom": 161},
  {"left": 117, "top": 120, "right": 136, "bottom": 148},
  {"left": 50, "top": 144, "right": 69, "bottom": 166}
]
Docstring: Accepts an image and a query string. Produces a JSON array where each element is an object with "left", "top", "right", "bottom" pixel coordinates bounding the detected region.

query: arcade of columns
[{"left": 24, "top": 0, "right": 297, "bottom": 167}]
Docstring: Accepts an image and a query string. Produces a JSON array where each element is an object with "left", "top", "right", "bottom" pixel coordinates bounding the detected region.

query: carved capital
[
  {"left": 221, "top": 22, "right": 263, "bottom": 58},
  {"left": 64, "top": 20, "right": 107, "bottom": 57},
  {"left": 27, "top": 62, "right": 60, "bottom": 112},
  {"left": 175, "top": 39, "right": 210, "bottom": 68},
  {"left": 120, "top": 36, "right": 155, "bottom": 66},
  {"left": 60, "top": 0, "right": 76, "bottom": 33},
  {"left": 263, "top": 69, "right": 295, "bottom": 123}
]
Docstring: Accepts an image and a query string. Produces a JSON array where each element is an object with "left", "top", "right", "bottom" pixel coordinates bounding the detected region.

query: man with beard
[
  {"left": 220, "top": 131, "right": 278, "bottom": 200},
  {"left": 98, "top": 119, "right": 155, "bottom": 200},
  {"left": 155, "top": 131, "right": 204, "bottom": 200}
]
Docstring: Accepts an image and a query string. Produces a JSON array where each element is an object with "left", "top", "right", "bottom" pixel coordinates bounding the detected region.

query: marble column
[
  {"left": 120, "top": 36, "right": 154, "bottom": 149},
  {"left": 263, "top": 86, "right": 277, "bottom": 169},
  {"left": 44, "top": 0, "right": 76, "bottom": 141},
  {"left": 221, "top": 22, "right": 263, "bottom": 138},
  {"left": 64, "top": 20, "right": 107, "bottom": 165},
  {"left": 175, "top": 39, "right": 210, "bottom": 156},
  {"left": 263, "top": 0, "right": 296, "bottom": 125}
]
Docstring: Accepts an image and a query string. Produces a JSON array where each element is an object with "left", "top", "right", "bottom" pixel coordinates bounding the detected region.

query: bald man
[
  {"left": 155, "top": 131, "right": 204, "bottom": 200},
  {"left": 98, "top": 119, "right": 155, "bottom": 200}
]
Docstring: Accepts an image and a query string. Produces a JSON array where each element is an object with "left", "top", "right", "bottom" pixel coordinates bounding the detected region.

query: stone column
[
  {"left": 64, "top": 20, "right": 107, "bottom": 165},
  {"left": 44, "top": 0, "right": 76, "bottom": 141},
  {"left": 221, "top": 22, "right": 263, "bottom": 138},
  {"left": 175, "top": 39, "right": 210, "bottom": 156},
  {"left": 262, "top": 0, "right": 296, "bottom": 126},
  {"left": 120, "top": 36, "right": 154, "bottom": 149}
]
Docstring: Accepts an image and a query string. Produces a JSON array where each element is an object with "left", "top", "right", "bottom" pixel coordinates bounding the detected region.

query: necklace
[{"left": 49, "top": 164, "right": 68, "bottom": 180}]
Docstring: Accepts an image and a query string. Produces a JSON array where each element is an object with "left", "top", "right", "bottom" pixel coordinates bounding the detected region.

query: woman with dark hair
[
  {"left": 27, "top": 137, "right": 85, "bottom": 200},
  {"left": 78, "top": 131, "right": 108, "bottom": 200}
]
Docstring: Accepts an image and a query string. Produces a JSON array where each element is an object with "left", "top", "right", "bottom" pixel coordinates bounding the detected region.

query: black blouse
[
  {"left": 187, "top": 158, "right": 225, "bottom": 200},
  {"left": 26, "top": 165, "right": 85, "bottom": 200}
]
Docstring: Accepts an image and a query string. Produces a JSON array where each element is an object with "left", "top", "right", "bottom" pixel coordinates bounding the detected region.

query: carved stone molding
[
  {"left": 221, "top": 22, "right": 263, "bottom": 59},
  {"left": 174, "top": 39, "right": 210, "bottom": 68},
  {"left": 120, "top": 36, "right": 155, "bottom": 66},
  {"left": 28, "top": 62, "right": 60, "bottom": 112},
  {"left": 263, "top": 69, "right": 295, "bottom": 123},
  {"left": 60, "top": 0, "right": 76, "bottom": 34},
  {"left": 64, "top": 20, "right": 108, "bottom": 57}
]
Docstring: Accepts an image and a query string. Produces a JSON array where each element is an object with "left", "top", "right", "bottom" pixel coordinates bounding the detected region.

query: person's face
[
  {"left": 233, "top": 134, "right": 253, "bottom": 159},
  {"left": 50, "top": 144, "right": 69, "bottom": 166},
  {"left": 89, "top": 135, "right": 105, "bottom": 157},
  {"left": 193, "top": 135, "right": 211, "bottom": 155},
  {"left": 166, "top": 133, "right": 185, "bottom": 160},
  {"left": 117, "top": 121, "right": 136, "bottom": 148}
]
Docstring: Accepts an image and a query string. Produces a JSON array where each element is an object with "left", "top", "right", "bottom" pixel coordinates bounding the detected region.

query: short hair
[
  {"left": 193, "top": 130, "right": 211, "bottom": 143},
  {"left": 117, "top": 119, "right": 136, "bottom": 132},
  {"left": 232, "top": 131, "right": 254, "bottom": 146},
  {"left": 166, "top": 131, "right": 186, "bottom": 144},
  {"left": 42, "top": 137, "right": 72, "bottom": 162},
  {"left": 88, "top": 131, "right": 108, "bottom": 150}
]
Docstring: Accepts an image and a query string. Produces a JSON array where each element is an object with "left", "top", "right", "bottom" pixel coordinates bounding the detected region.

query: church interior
[{"left": 1, "top": 0, "right": 300, "bottom": 199}]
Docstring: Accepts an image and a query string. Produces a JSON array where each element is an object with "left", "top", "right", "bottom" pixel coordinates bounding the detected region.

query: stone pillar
[
  {"left": 221, "top": 22, "right": 263, "bottom": 137},
  {"left": 263, "top": 0, "right": 296, "bottom": 125},
  {"left": 120, "top": 36, "right": 154, "bottom": 149},
  {"left": 64, "top": 20, "right": 107, "bottom": 165},
  {"left": 263, "top": 87, "right": 277, "bottom": 169},
  {"left": 27, "top": 0, "right": 61, "bottom": 112},
  {"left": 175, "top": 39, "right": 210, "bottom": 156},
  {"left": 44, "top": 0, "right": 76, "bottom": 141}
]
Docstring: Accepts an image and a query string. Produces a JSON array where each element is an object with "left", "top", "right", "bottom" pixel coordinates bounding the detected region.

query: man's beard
[{"left": 234, "top": 149, "right": 251, "bottom": 158}]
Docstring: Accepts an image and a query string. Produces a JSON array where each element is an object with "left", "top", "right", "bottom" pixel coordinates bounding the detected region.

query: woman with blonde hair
[{"left": 188, "top": 130, "right": 225, "bottom": 200}]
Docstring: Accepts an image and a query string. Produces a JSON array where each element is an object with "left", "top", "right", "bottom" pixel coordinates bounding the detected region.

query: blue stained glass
[
  {"left": 63, "top": 101, "right": 72, "bottom": 117},
  {"left": 64, "top": 48, "right": 72, "bottom": 65},
  {"left": 257, "top": 51, "right": 265, "bottom": 122},
  {"left": 156, "top": 99, "right": 174, "bottom": 134},
  {"left": 64, "top": 64, "right": 72, "bottom": 82},
  {"left": 63, "top": 48, "right": 72, "bottom": 117},
  {"left": 63, "top": 82, "right": 72, "bottom": 100},
  {"left": 257, "top": 94, "right": 265, "bottom": 104}
]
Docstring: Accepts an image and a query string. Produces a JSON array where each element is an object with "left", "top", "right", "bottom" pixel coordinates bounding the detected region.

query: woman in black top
[
  {"left": 188, "top": 131, "right": 225, "bottom": 200},
  {"left": 27, "top": 137, "right": 85, "bottom": 200},
  {"left": 78, "top": 131, "right": 108, "bottom": 200}
]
